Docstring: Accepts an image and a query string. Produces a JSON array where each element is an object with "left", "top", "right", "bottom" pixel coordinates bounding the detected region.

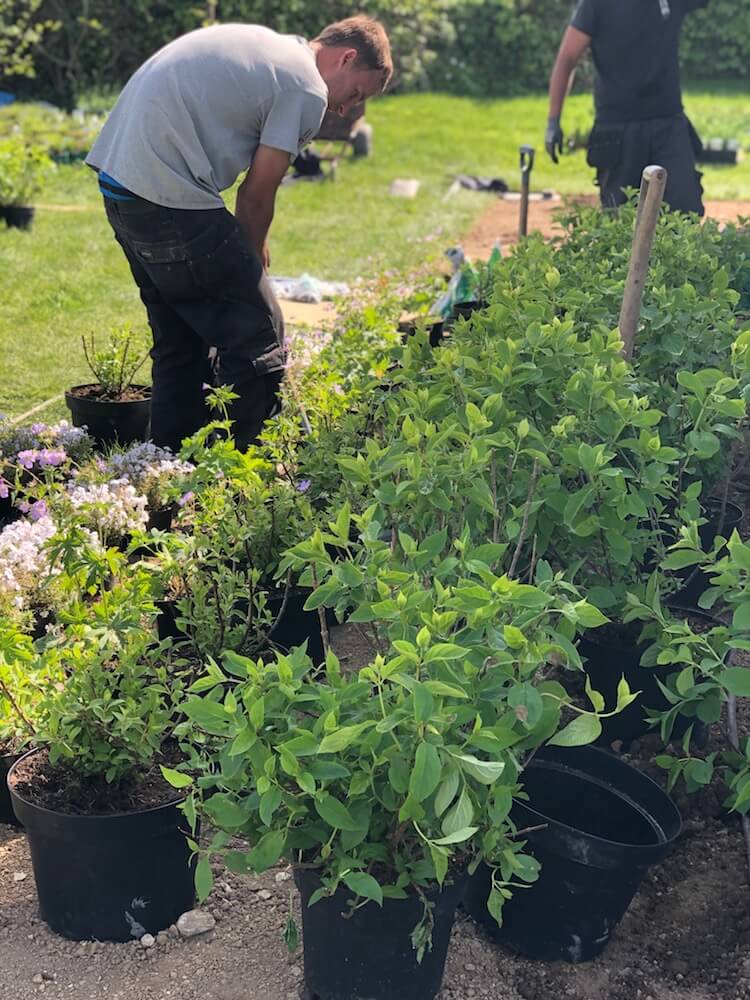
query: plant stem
[
  {"left": 509, "top": 459, "right": 540, "bottom": 580},
  {"left": 727, "top": 692, "right": 750, "bottom": 883},
  {"left": 0, "top": 676, "right": 34, "bottom": 734}
]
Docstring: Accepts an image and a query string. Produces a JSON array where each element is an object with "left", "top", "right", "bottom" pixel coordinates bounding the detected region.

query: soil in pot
[
  {"left": 64, "top": 384, "right": 151, "bottom": 448},
  {"left": 295, "top": 867, "right": 466, "bottom": 1000},
  {"left": 464, "top": 745, "right": 681, "bottom": 963},
  {"left": 8, "top": 747, "right": 195, "bottom": 941}
]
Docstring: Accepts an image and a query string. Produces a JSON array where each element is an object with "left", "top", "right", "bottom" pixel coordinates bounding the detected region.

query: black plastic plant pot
[
  {"left": 578, "top": 605, "right": 717, "bottom": 748},
  {"left": 146, "top": 504, "right": 176, "bottom": 533},
  {"left": 294, "top": 867, "right": 466, "bottom": 1000},
  {"left": 64, "top": 384, "right": 151, "bottom": 448},
  {"left": 8, "top": 749, "right": 195, "bottom": 941},
  {"left": 672, "top": 498, "right": 744, "bottom": 607},
  {"left": 397, "top": 317, "right": 445, "bottom": 349},
  {"left": 267, "top": 589, "right": 333, "bottom": 664},
  {"left": 464, "top": 745, "right": 681, "bottom": 963},
  {"left": 0, "top": 492, "right": 21, "bottom": 529},
  {"left": 4, "top": 206, "right": 35, "bottom": 230},
  {"left": 0, "top": 752, "right": 23, "bottom": 826},
  {"left": 448, "top": 299, "right": 486, "bottom": 325}
]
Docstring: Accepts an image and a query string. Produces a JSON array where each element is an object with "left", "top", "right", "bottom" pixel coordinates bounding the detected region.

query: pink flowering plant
[{"left": 74, "top": 442, "right": 194, "bottom": 514}]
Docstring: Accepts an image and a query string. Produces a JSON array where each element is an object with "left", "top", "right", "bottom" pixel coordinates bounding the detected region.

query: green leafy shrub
[{"left": 0, "top": 134, "right": 52, "bottom": 205}]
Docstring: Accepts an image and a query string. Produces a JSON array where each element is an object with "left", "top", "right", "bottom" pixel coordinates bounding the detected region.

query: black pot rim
[
  {"left": 517, "top": 745, "right": 681, "bottom": 861},
  {"left": 64, "top": 384, "right": 152, "bottom": 403},
  {"left": 8, "top": 747, "right": 185, "bottom": 822}
]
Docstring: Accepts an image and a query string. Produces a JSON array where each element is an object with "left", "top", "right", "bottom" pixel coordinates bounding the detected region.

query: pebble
[
  {"left": 140, "top": 934, "right": 155, "bottom": 949},
  {"left": 275, "top": 871, "right": 292, "bottom": 884},
  {"left": 176, "top": 909, "right": 216, "bottom": 938},
  {"left": 258, "top": 890, "right": 273, "bottom": 901}
]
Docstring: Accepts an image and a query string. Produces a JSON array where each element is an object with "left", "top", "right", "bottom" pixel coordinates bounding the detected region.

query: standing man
[
  {"left": 87, "top": 17, "right": 392, "bottom": 452},
  {"left": 545, "top": 0, "right": 707, "bottom": 215}
]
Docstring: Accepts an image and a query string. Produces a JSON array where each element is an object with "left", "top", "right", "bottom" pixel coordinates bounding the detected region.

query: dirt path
[
  {"left": 462, "top": 196, "right": 750, "bottom": 261},
  {"left": 1, "top": 624, "right": 750, "bottom": 1000}
]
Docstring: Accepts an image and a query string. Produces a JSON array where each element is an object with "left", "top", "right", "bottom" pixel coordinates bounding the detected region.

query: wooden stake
[{"left": 618, "top": 165, "right": 668, "bottom": 362}]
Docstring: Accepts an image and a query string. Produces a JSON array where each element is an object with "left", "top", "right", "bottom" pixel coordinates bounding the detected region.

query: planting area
[{"left": 3, "top": 88, "right": 750, "bottom": 1000}]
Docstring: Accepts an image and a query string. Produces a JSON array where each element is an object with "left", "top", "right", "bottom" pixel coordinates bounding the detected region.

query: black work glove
[{"left": 545, "top": 116, "right": 564, "bottom": 164}]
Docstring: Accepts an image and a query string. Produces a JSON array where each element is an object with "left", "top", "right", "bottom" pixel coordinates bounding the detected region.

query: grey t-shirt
[{"left": 86, "top": 24, "right": 328, "bottom": 209}]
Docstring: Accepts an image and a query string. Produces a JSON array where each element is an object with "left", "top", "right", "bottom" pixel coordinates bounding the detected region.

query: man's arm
[
  {"left": 235, "top": 145, "right": 291, "bottom": 270},
  {"left": 545, "top": 26, "right": 592, "bottom": 163}
]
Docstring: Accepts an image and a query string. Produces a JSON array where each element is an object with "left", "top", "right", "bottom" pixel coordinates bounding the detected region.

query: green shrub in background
[{"left": 2, "top": 0, "right": 748, "bottom": 109}]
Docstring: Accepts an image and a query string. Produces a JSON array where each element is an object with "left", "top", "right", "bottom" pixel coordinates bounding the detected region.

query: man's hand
[{"left": 545, "top": 117, "right": 564, "bottom": 164}]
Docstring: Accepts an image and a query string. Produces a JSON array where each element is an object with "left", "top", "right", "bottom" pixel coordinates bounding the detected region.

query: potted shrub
[
  {"left": 0, "top": 136, "right": 53, "bottom": 230},
  {"left": 0, "top": 624, "right": 46, "bottom": 824},
  {"left": 171, "top": 495, "right": 615, "bottom": 999},
  {"left": 5, "top": 574, "right": 195, "bottom": 941},
  {"left": 65, "top": 326, "right": 152, "bottom": 447}
]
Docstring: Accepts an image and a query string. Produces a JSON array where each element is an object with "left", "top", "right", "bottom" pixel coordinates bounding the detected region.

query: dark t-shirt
[{"left": 571, "top": 0, "right": 708, "bottom": 122}]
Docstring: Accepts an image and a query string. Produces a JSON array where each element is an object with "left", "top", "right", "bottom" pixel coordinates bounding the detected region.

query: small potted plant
[
  {"left": 65, "top": 325, "right": 152, "bottom": 446},
  {"left": 5, "top": 571, "right": 195, "bottom": 941},
  {"left": 0, "top": 136, "right": 53, "bottom": 230},
  {"left": 0, "top": 624, "right": 44, "bottom": 824}
]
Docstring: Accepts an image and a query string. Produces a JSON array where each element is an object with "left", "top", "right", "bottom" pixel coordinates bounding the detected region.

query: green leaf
[
  {"left": 732, "top": 602, "right": 750, "bottom": 632},
  {"left": 548, "top": 714, "right": 602, "bottom": 747},
  {"left": 685, "top": 430, "right": 720, "bottom": 459},
  {"left": 195, "top": 856, "right": 214, "bottom": 902},
  {"left": 249, "top": 697, "right": 265, "bottom": 731},
  {"left": 408, "top": 742, "right": 442, "bottom": 802},
  {"left": 343, "top": 871, "right": 383, "bottom": 905},
  {"left": 584, "top": 676, "right": 604, "bottom": 713},
  {"left": 662, "top": 550, "right": 705, "bottom": 570},
  {"left": 573, "top": 602, "right": 609, "bottom": 628},
  {"left": 160, "top": 766, "right": 192, "bottom": 789},
  {"left": 318, "top": 722, "right": 374, "bottom": 754},
  {"left": 413, "top": 682, "right": 434, "bottom": 723},
  {"left": 432, "top": 826, "right": 479, "bottom": 845},
  {"left": 315, "top": 794, "right": 361, "bottom": 831},
  {"left": 424, "top": 643, "right": 467, "bottom": 663},
  {"left": 442, "top": 786, "right": 474, "bottom": 836},
  {"left": 247, "top": 829, "right": 286, "bottom": 873},
  {"left": 452, "top": 752, "right": 505, "bottom": 784},
  {"left": 203, "top": 793, "right": 248, "bottom": 829},
  {"left": 229, "top": 727, "right": 256, "bottom": 757},
  {"left": 719, "top": 667, "right": 750, "bottom": 697},
  {"left": 424, "top": 680, "right": 469, "bottom": 699},
  {"left": 430, "top": 843, "right": 448, "bottom": 886},
  {"left": 434, "top": 767, "right": 460, "bottom": 817},
  {"left": 259, "top": 786, "right": 282, "bottom": 826}
]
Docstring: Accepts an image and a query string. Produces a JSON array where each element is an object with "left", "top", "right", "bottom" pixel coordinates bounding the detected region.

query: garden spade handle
[
  {"left": 618, "top": 164, "right": 668, "bottom": 361},
  {"left": 519, "top": 145, "right": 535, "bottom": 239}
]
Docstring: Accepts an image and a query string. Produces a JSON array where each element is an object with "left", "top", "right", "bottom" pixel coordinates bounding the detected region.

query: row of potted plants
[{"left": 0, "top": 202, "right": 749, "bottom": 998}]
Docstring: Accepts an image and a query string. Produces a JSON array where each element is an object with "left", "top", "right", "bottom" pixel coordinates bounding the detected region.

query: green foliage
[
  {"left": 0, "top": 0, "right": 50, "bottom": 79},
  {"left": 80, "top": 325, "right": 150, "bottom": 397},
  {"left": 0, "top": 135, "right": 53, "bottom": 205}
]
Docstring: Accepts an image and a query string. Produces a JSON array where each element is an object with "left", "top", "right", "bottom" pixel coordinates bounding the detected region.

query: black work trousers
[
  {"left": 104, "top": 196, "right": 285, "bottom": 453},
  {"left": 589, "top": 113, "right": 704, "bottom": 216}
]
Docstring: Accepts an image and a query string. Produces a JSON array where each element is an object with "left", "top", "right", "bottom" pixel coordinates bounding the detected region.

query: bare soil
[
  {"left": 462, "top": 196, "right": 750, "bottom": 260},
  {"left": 66, "top": 384, "right": 151, "bottom": 403},
  {"left": 1, "top": 621, "right": 749, "bottom": 999}
]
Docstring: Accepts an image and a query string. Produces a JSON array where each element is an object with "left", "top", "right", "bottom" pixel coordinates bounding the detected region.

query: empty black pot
[
  {"left": 0, "top": 752, "right": 22, "bottom": 826},
  {"left": 464, "top": 745, "right": 680, "bottom": 962},
  {"left": 8, "top": 749, "right": 195, "bottom": 941},
  {"left": 295, "top": 867, "right": 466, "bottom": 1000},
  {"left": 4, "top": 206, "right": 35, "bottom": 230},
  {"left": 65, "top": 385, "right": 151, "bottom": 448}
]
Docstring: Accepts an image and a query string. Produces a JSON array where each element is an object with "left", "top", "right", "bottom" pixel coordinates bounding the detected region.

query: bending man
[{"left": 87, "top": 17, "right": 392, "bottom": 450}]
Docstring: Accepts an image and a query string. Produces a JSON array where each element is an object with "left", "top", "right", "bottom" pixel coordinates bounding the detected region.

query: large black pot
[
  {"left": 295, "top": 867, "right": 465, "bottom": 1000},
  {"left": 3, "top": 205, "right": 35, "bottom": 230},
  {"left": 65, "top": 384, "right": 151, "bottom": 448},
  {"left": 464, "top": 745, "right": 680, "bottom": 962},
  {"left": 8, "top": 749, "right": 195, "bottom": 941},
  {"left": 398, "top": 316, "right": 445, "bottom": 349},
  {"left": 0, "top": 752, "right": 23, "bottom": 826}
]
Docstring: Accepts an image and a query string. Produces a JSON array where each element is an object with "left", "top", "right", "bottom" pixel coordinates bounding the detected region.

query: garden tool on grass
[
  {"left": 518, "top": 145, "right": 535, "bottom": 239},
  {"left": 618, "top": 164, "right": 668, "bottom": 361}
]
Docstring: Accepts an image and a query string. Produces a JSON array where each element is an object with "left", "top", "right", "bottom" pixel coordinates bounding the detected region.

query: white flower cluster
[
  {"left": 0, "top": 516, "right": 58, "bottom": 609},
  {"left": 92, "top": 443, "right": 194, "bottom": 509},
  {"left": 67, "top": 479, "right": 149, "bottom": 537}
]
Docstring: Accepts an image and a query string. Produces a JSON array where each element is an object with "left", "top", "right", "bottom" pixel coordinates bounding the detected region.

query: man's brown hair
[{"left": 314, "top": 16, "right": 393, "bottom": 90}]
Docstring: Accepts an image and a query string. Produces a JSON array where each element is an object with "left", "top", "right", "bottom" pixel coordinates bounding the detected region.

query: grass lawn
[{"left": 2, "top": 87, "right": 749, "bottom": 419}]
